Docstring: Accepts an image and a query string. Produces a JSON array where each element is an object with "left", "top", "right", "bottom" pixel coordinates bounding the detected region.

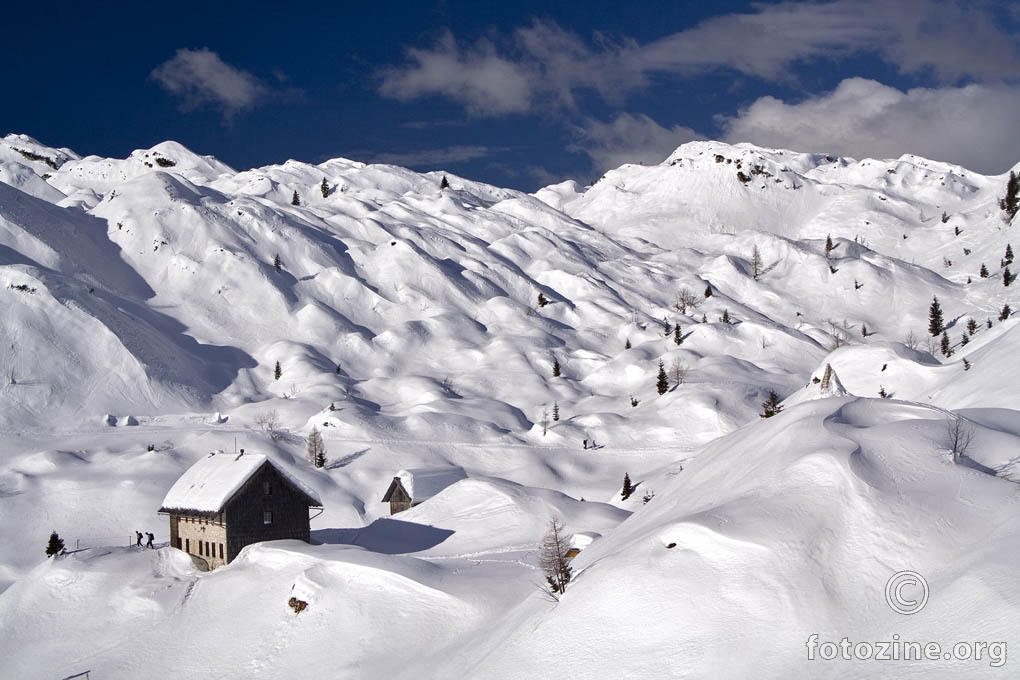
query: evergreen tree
[
  {"left": 274, "top": 360, "right": 282, "bottom": 380},
  {"left": 878, "top": 385, "right": 888, "bottom": 398},
  {"left": 704, "top": 284, "right": 713, "bottom": 298},
  {"left": 824, "top": 234, "right": 834, "bottom": 258},
  {"left": 45, "top": 531, "right": 64, "bottom": 557},
  {"left": 625, "top": 338, "right": 631, "bottom": 349},
  {"left": 663, "top": 318, "right": 672, "bottom": 336},
  {"left": 440, "top": 175, "right": 450, "bottom": 190},
  {"left": 980, "top": 263, "right": 989, "bottom": 278},
  {"left": 1005, "top": 267, "right": 1014, "bottom": 287},
  {"left": 291, "top": 190, "right": 300, "bottom": 206},
  {"left": 1000, "top": 170, "right": 1019, "bottom": 222},
  {"left": 1000, "top": 304, "right": 1012, "bottom": 321},
  {"left": 621, "top": 473, "right": 633, "bottom": 500},
  {"left": 537, "top": 292, "right": 548, "bottom": 307},
  {"left": 673, "top": 324, "right": 682, "bottom": 345},
  {"left": 701, "top": 313, "right": 708, "bottom": 323},
  {"left": 656, "top": 360, "right": 669, "bottom": 395},
  {"left": 760, "top": 390, "right": 783, "bottom": 418},
  {"left": 928, "top": 296, "right": 944, "bottom": 336},
  {"left": 721, "top": 309, "right": 731, "bottom": 324},
  {"left": 552, "top": 358, "right": 561, "bottom": 377},
  {"left": 273, "top": 254, "right": 282, "bottom": 272},
  {"left": 967, "top": 317, "right": 978, "bottom": 335},
  {"left": 1006, "top": 244, "right": 1015, "bottom": 264},
  {"left": 320, "top": 177, "right": 329, "bottom": 198},
  {"left": 861, "top": 324, "right": 868, "bottom": 337},
  {"left": 307, "top": 426, "right": 327, "bottom": 468},
  {"left": 940, "top": 331, "right": 952, "bottom": 357},
  {"left": 552, "top": 402, "right": 560, "bottom": 421},
  {"left": 960, "top": 333, "right": 969, "bottom": 346},
  {"left": 987, "top": 318, "right": 994, "bottom": 329}
]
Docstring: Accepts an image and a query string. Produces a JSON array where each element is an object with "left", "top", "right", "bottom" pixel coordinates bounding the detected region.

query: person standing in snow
[
  {"left": 136, "top": 531, "right": 143, "bottom": 547},
  {"left": 145, "top": 532, "right": 154, "bottom": 549}
]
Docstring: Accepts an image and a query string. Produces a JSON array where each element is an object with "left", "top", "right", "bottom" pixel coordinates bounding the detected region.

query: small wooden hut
[{"left": 381, "top": 467, "right": 467, "bottom": 515}]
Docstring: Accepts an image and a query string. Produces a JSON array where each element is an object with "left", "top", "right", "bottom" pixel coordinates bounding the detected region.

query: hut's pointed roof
[{"left": 159, "top": 452, "right": 321, "bottom": 515}]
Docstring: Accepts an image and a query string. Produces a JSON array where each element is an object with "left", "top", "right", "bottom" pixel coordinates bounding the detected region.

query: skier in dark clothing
[
  {"left": 145, "top": 532, "right": 154, "bottom": 549},
  {"left": 136, "top": 531, "right": 143, "bottom": 547}
]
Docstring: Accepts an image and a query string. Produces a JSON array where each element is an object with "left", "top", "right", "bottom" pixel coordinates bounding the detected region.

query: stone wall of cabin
[
  {"left": 223, "top": 462, "right": 312, "bottom": 564},
  {"left": 172, "top": 515, "right": 227, "bottom": 570}
]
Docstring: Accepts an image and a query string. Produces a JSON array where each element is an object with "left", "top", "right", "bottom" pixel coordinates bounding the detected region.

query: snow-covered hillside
[{"left": 1, "top": 132, "right": 1019, "bottom": 678}]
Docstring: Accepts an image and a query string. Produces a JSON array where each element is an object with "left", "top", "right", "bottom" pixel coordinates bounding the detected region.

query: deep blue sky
[{"left": 4, "top": 1, "right": 1019, "bottom": 189}]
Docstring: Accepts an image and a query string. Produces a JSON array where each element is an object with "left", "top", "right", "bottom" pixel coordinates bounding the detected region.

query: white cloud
[
  {"left": 367, "top": 145, "right": 496, "bottom": 168},
  {"left": 378, "top": 32, "right": 533, "bottom": 115},
  {"left": 378, "top": 2, "right": 1020, "bottom": 116},
  {"left": 571, "top": 114, "right": 704, "bottom": 173},
  {"left": 721, "top": 77, "right": 1020, "bottom": 174},
  {"left": 151, "top": 48, "right": 267, "bottom": 119}
]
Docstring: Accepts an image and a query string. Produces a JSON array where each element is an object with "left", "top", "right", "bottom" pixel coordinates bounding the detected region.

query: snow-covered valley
[{"left": 1, "top": 132, "right": 1019, "bottom": 678}]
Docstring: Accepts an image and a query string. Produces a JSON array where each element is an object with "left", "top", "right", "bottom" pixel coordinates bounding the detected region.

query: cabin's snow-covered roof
[
  {"left": 159, "top": 452, "right": 321, "bottom": 515},
  {"left": 394, "top": 467, "right": 467, "bottom": 502}
]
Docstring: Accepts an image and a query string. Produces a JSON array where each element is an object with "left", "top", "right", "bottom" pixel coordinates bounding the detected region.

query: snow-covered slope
[{"left": 1, "top": 134, "right": 1019, "bottom": 677}]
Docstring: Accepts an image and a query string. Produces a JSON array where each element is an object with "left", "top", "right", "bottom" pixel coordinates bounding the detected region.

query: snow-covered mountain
[{"left": 1, "top": 132, "right": 1019, "bottom": 678}]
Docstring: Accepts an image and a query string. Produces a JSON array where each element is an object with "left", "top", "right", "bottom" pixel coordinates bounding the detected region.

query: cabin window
[
  {"left": 219, "top": 543, "right": 224, "bottom": 559},
  {"left": 263, "top": 481, "right": 272, "bottom": 495},
  {"left": 176, "top": 537, "right": 182, "bottom": 550},
  {"left": 263, "top": 510, "right": 273, "bottom": 525},
  {"left": 185, "top": 538, "right": 190, "bottom": 553}
]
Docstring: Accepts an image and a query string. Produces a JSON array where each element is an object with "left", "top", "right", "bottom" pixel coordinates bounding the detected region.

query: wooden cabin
[
  {"left": 381, "top": 467, "right": 467, "bottom": 515},
  {"left": 158, "top": 452, "right": 322, "bottom": 569}
]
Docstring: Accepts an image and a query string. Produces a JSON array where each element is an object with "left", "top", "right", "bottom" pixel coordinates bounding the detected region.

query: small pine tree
[
  {"left": 963, "top": 358, "right": 971, "bottom": 371},
  {"left": 878, "top": 385, "right": 888, "bottom": 398},
  {"left": 673, "top": 324, "right": 682, "bottom": 345},
  {"left": 663, "top": 318, "right": 672, "bottom": 337},
  {"left": 940, "top": 331, "right": 952, "bottom": 357},
  {"left": 751, "top": 244, "right": 763, "bottom": 280},
  {"left": 440, "top": 175, "right": 450, "bottom": 190},
  {"left": 273, "top": 254, "right": 282, "bottom": 272},
  {"left": 1000, "top": 304, "right": 1012, "bottom": 321},
  {"left": 760, "top": 390, "right": 783, "bottom": 418},
  {"left": 624, "top": 338, "right": 631, "bottom": 349},
  {"left": 987, "top": 318, "right": 994, "bottom": 329},
  {"left": 1000, "top": 170, "right": 1019, "bottom": 222},
  {"left": 552, "top": 402, "right": 560, "bottom": 421},
  {"left": 861, "top": 324, "right": 868, "bottom": 337},
  {"left": 721, "top": 309, "right": 731, "bottom": 324},
  {"left": 552, "top": 358, "right": 561, "bottom": 378},
  {"left": 307, "top": 426, "right": 327, "bottom": 468},
  {"left": 928, "top": 296, "right": 944, "bottom": 336},
  {"left": 704, "top": 285, "right": 713, "bottom": 298},
  {"left": 320, "top": 177, "right": 329, "bottom": 198},
  {"left": 621, "top": 473, "right": 633, "bottom": 500},
  {"left": 291, "top": 190, "right": 300, "bottom": 206},
  {"left": 537, "top": 292, "right": 548, "bottom": 307},
  {"left": 824, "top": 234, "right": 834, "bottom": 258},
  {"left": 1005, "top": 267, "right": 1014, "bottom": 287},
  {"left": 980, "top": 263, "right": 989, "bottom": 278},
  {"left": 656, "top": 360, "right": 669, "bottom": 395},
  {"left": 701, "top": 313, "right": 708, "bottom": 323},
  {"left": 960, "top": 333, "right": 969, "bottom": 346},
  {"left": 1006, "top": 244, "right": 1015, "bottom": 264},
  {"left": 46, "top": 531, "right": 64, "bottom": 557},
  {"left": 967, "top": 318, "right": 977, "bottom": 335},
  {"left": 274, "top": 361, "right": 282, "bottom": 380},
  {"left": 539, "top": 516, "right": 573, "bottom": 597}
]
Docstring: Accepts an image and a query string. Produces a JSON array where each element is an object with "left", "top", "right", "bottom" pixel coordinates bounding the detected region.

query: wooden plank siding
[{"left": 222, "top": 461, "right": 314, "bottom": 564}]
